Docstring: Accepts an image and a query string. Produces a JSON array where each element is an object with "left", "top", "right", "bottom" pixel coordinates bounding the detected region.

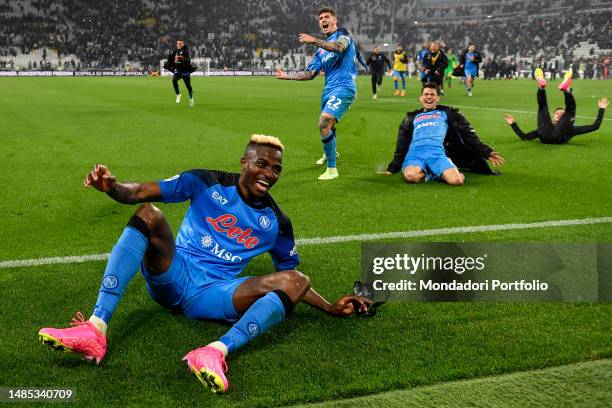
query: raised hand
[
  {"left": 83, "top": 164, "right": 117, "bottom": 192},
  {"left": 503, "top": 114, "right": 515, "bottom": 125},
  {"left": 298, "top": 33, "right": 317, "bottom": 44},
  {"left": 275, "top": 68, "right": 289, "bottom": 80}
]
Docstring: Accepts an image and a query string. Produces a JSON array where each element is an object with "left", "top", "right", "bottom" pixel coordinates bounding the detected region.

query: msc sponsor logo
[
  {"left": 206, "top": 214, "right": 260, "bottom": 249},
  {"left": 201, "top": 235, "right": 214, "bottom": 248},
  {"left": 210, "top": 243, "right": 243, "bottom": 262},
  {"left": 322, "top": 52, "right": 334, "bottom": 63},
  {"left": 414, "top": 121, "right": 439, "bottom": 131},
  {"left": 200, "top": 235, "right": 242, "bottom": 262}
]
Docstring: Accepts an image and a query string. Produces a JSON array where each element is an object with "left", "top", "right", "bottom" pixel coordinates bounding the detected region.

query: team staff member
[
  {"left": 366, "top": 46, "right": 392, "bottom": 99},
  {"left": 504, "top": 68, "right": 608, "bottom": 144},
  {"left": 164, "top": 40, "right": 196, "bottom": 107},
  {"left": 422, "top": 41, "right": 448, "bottom": 94}
]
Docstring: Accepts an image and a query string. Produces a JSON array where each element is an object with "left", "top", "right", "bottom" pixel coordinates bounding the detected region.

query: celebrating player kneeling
[{"left": 382, "top": 83, "right": 504, "bottom": 185}]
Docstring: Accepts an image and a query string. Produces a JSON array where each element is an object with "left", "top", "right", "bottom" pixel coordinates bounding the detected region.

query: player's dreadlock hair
[
  {"left": 245, "top": 134, "right": 284, "bottom": 155},
  {"left": 318, "top": 7, "right": 336, "bottom": 16}
]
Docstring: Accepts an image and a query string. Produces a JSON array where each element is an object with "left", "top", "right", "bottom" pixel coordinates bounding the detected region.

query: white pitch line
[
  {"left": 378, "top": 99, "right": 612, "bottom": 121},
  {"left": 1, "top": 216, "right": 611, "bottom": 269}
]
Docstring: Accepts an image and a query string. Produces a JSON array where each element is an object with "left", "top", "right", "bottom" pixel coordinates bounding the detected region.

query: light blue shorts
[
  {"left": 321, "top": 87, "right": 355, "bottom": 121},
  {"left": 464, "top": 68, "right": 477, "bottom": 79},
  {"left": 402, "top": 148, "right": 456, "bottom": 180},
  {"left": 141, "top": 249, "right": 250, "bottom": 322}
]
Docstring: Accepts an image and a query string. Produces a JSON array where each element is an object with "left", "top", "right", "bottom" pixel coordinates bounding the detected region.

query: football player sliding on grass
[{"left": 38, "top": 135, "right": 370, "bottom": 394}]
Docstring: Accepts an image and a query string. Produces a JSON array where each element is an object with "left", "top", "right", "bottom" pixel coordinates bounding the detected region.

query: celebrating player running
[{"left": 276, "top": 7, "right": 358, "bottom": 180}]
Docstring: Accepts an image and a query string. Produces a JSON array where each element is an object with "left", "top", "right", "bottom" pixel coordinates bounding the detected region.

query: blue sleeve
[
  {"left": 306, "top": 52, "right": 322, "bottom": 74},
  {"left": 357, "top": 51, "right": 367, "bottom": 70},
  {"left": 158, "top": 170, "right": 206, "bottom": 203},
  {"left": 269, "top": 218, "right": 300, "bottom": 271}
]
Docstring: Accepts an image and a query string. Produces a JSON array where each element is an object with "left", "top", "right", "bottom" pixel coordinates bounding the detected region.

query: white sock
[
  {"left": 88, "top": 315, "right": 108, "bottom": 334},
  {"left": 208, "top": 341, "right": 228, "bottom": 357}
]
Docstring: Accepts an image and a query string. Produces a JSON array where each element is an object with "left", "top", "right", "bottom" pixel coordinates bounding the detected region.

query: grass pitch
[{"left": 0, "top": 75, "right": 610, "bottom": 407}]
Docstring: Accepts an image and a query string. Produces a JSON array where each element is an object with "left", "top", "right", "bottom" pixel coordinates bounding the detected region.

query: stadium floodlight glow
[{"left": 414, "top": 20, "right": 418, "bottom": 24}]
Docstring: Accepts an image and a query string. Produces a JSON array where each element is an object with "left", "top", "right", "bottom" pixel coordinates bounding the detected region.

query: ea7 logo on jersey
[{"left": 212, "top": 191, "right": 228, "bottom": 205}]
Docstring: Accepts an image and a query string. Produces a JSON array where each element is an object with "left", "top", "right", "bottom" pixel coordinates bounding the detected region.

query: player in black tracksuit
[
  {"left": 164, "top": 40, "right": 196, "bottom": 106},
  {"left": 504, "top": 88, "right": 608, "bottom": 144},
  {"left": 366, "top": 46, "right": 392, "bottom": 98},
  {"left": 384, "top": 104, "right": 502, "bottom": 175},
  {"left": 422, "top": 41, "right": 448, "bottom": 94}
]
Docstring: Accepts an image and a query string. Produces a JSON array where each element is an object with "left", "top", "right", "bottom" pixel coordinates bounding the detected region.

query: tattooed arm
[
  {"left": 275, "top": 68, "right": 318, "bottom": 81},
  {"left": 299, "top": 33, "right": 348, "bottom": 53}
]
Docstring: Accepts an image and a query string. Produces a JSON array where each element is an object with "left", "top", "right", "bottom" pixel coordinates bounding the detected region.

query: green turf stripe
[{"left": 292, "top": 359, "right": 612, "bottom": 408}]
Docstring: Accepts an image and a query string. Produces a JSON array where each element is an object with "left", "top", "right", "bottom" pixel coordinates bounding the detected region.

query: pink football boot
[
  {"left": 183, "top": 345, "right": 229, "bottom": 393},
  {"left": 38, "top": 312, "right": 106, "bottom": 365},
  {"left": 559, "top": 68, "right": 573, "bottom": 92}
]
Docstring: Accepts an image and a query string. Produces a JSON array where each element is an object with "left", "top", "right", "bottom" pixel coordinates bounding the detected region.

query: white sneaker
[
  {"left": 315, "top": 151, "right": 339, "bottom": 165},
  {"left": 372, "top": 93, "right": 377, "bottom": 99},
  {"left": 467, "top": 91, "right": 473, "bottom": 97},
  {"left": 189, "top": 97, "right": 194, "bottom": 107},
  {"left": 318, "top": 167, "right": 339, "bottom": 180},
  {"left": 176, "top": 94, "right": 181, "bottom": 104}
]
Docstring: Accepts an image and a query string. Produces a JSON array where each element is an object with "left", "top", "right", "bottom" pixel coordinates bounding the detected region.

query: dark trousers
[
  {"left": 421, "top": 73, "right": 444, "bottom": 90},
  {"left": 371, "top": 72, "right": 384, "bottom": 94},
  {"left": 537, "top": 89, "right": 576, "bottom": 144},
  {"left": 172, "top": 73, "right": 192, "bottom": 96}
]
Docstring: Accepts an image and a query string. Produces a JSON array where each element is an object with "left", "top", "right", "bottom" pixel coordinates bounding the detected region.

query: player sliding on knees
[
  {"left": 38, "top": 135, "right": 370, "bottom": 394},
  {"left": 382, "top": 83, "right": 504, "bottom": 185},
  {"left": 276, "top": 7, "right": 358, "bottom": 180},
  {"left": 504, "top": 67, "right": 608, "bottom": 144}
]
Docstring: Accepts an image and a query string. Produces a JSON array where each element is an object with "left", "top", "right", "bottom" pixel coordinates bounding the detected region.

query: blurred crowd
[{"left": 0, "top": 0, "right": 609, "bottom": 74}]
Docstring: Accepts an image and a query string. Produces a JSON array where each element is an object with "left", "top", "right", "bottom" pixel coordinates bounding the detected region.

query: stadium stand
[{"left": 0, "top": 0, "right": 609, "bottom": 77}]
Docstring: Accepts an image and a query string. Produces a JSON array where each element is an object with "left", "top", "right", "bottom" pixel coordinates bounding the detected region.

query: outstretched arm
[
  {"left": 302, "top": 287, "right": 370, "bottom": 317},
  {"left": 275, "top": 68, "right": 318, "bottom": 81},
  {"left": 84, "top": 164, "right": 162, "bottom": 204},
  {"left": 571, "top": 97, "right": 608, "bottom": 136},
  {"left": 504, "top": 114, "right": 539, "bottom": 141},
  {"left": 299, "top": 33, "right": 348, "bottom": 53}
]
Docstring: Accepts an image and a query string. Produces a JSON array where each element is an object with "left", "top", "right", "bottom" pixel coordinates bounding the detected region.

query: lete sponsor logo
[{"left": 206, "top": 214, "right": 260, "bottom": 249}]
